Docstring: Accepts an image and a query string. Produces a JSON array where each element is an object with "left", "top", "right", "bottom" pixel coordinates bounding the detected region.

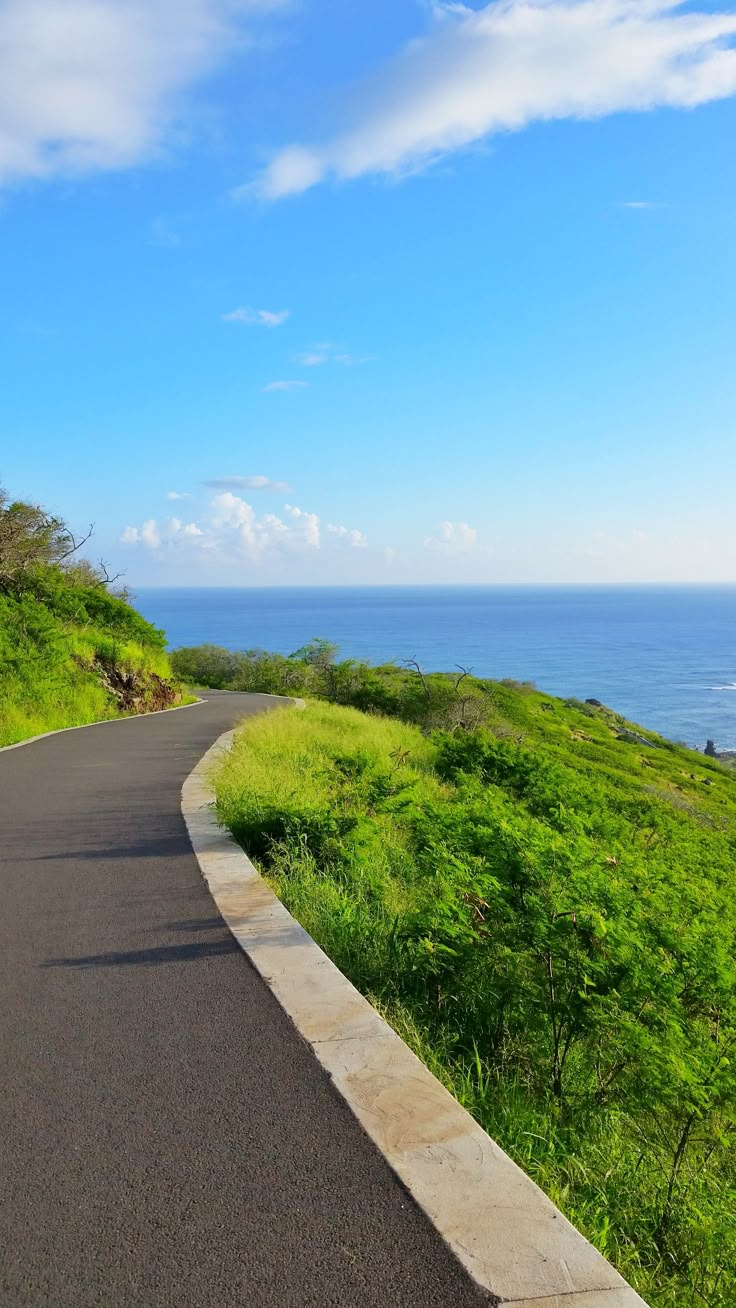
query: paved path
[{"left": 0, "top": 694, "right": 488, "bottom": 1307}]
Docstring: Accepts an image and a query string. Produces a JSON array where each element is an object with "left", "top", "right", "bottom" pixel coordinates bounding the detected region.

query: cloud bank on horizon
[
  {"left": 120, "top": 488, "right": 373, "bottom": 565},
  {"left": 118, "top": 475, "right": 494, "bottom": 581},
  {"left": 252, "top": 0, "right": 736, "bottom": 198}
]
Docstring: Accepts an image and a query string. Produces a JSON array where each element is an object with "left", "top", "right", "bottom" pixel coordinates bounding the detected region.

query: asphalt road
[{"left": 0, "top": 694, "right": 489, "bottom": 1307}]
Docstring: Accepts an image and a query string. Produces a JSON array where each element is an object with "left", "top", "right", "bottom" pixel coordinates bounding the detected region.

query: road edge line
[
  {"left": 182, "top": 722, "right": 648, "bottom": 1308},
  {"left": 0, "top": 696, "right": 209, "bottom": 753}
]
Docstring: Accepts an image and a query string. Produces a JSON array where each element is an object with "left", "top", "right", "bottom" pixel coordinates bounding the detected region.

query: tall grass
[
  {"left": 0, "top": 588, "right": 180, "bottom": 746},
  {"left": 215, "top": 698, "right": 736, "bottom": 1307}
]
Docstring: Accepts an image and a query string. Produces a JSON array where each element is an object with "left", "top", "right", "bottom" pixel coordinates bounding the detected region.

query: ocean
[{"left": 135, "top": 585, "right": 736, "bottom": 752}]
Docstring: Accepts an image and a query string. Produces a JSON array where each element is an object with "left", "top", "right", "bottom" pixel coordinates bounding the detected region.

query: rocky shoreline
[{"left": 704, "top": 739, "right": 736, "bottom": 767}]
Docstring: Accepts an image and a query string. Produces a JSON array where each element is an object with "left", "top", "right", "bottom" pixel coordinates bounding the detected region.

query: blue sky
[{"left": 1, "top": 0, "right": 735, "bottom": 585}]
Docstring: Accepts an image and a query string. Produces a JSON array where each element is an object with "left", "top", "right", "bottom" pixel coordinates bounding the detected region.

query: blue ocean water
[{"left": 135, "top": 585, "right": 736, "bottom": 751}]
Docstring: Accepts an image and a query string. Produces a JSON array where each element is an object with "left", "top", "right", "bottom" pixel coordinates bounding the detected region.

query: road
[{"left": 0, "top": 693, "right": 488, "bottom": 1307}]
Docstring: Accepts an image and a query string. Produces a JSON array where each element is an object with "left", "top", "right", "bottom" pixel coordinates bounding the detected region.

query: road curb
[
  {"left": 0, "top": 696, "right": 205, "bottom": 753},
  {"left": 182, "top": 719, "right": 648, "bottom": 1307}
]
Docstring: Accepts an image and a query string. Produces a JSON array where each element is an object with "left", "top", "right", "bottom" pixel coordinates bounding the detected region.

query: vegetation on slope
[
  {"left": 0, "top": 486, "right": 182, "bottom": 746},
  {"left": 203, "top": 642, "right": 736, "bottom": 1306}
]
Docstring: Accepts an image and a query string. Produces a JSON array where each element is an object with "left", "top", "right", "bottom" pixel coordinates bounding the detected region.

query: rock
[
  {"left": 704, "top": 740, "right": 717, "bottom": 758},
  {"left": 586, "top": 698, "right": 603, "bottom": 707}
]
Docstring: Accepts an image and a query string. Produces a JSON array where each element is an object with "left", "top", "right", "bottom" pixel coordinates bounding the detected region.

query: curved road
[{"left": 0, "top": 694, "right": 488, "bottom": 1307}]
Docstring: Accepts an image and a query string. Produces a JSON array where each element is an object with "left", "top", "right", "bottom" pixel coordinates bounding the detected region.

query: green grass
[
  {"left": 215, "top": 693, "right": 736, "bottom": 1307},
  {"left": 0, "top": 575, "right": 182, "bottom": 746}
]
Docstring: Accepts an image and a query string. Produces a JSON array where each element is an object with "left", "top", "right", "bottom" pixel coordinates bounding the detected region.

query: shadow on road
[
  {"left": 42, "top": 938, "right": 241, "bottom": 968},
  {"left": 34, "top": 834, "right": 191, "bottom": 861},
  {"left": 155, "top": 916, "right": 228, "bottom": 934}
]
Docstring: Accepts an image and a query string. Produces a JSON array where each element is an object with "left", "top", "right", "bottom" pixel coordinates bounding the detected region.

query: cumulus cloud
[
  {"left": 425, "top": 520, "right": 478, "bottom": 553},
  {"left": 263, "top": 379, "right": 309, "bottom": 392},
  {"left": 121, "top": 516, "right": 206, "bottom": 548},
  {"left": 120, "top": 519, "right": 161, "bottom": 548},
  {"left": 119, "top": 493, "right": 378, "bottom": 569},
  {"left": 284, "top": 503, "right": 321, "bottom": 548},
  {"left": 203, "top": 475, "right": 293, "bottom": 493},
  {"left": 251, "top": 0, "right": 736, "bottom": 197},
  {"left": 210, "top": 492, "right": 291, "bottom": 554},
  {"left": 121, "top": 493, "right": 323, "bottom": 561},
  {"left": 222, "top": 306, "right": 290, "bottom": 327},
  {"left": 328, "top": 523, "right": 368, "bottom": 548},
  {"left": 168, "top": 517, "right": 204, "bottom": 539},
  {"left": 0, "top": 0, "right": 279, "bottom": 186}
]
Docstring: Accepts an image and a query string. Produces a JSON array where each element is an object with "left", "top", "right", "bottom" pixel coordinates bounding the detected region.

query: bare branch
[
  {"left": 91, "top": 559, "right": 125, "bottom": 590},
  {"left": 453, "top": 664, "right": 473, "bottom": 693},
  {"left": 401, "top": 657, "right": 431, "bottom": 701},
  {"left": 56, "top": 523, "right": 94, "bottom": 562}
]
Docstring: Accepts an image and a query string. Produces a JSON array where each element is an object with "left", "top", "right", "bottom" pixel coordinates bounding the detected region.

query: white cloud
[
  {"left": 204, "top": 493, "right": 320, "bottom": 554},
  {"left": 167, "top": 516, "right": 203, "bottom": 539},
  {"left": 621, "top": 200, "right": 658, "bottom": 209},
  {"left": 328, "top": 523, "right": 368, "bottom": 548},
  {"left": 263, "top": 379, "right": 309, "bottom": 392},
  {"left": 166, "top": 490, "right": 190, "bottom": 500},
  {"left": 222, "top": 306, "right": 290, "bottom": 327},
  {"left": 296, "top": 344, "right": 368, "bottom": 367},
  {"left": 249, "top": 144, "right": 325, "bottom": 199},
  {"left": 120, "top": 495, "right": 379, "bottom": 570},
  {"left": 120, "top": 518, "right": 161, "bottom": 548},
  {"left": 139, "top": 519, "right": 162, "bottom": 549},
  {"left": 0, "top": 0, "right": 279, "bottom": 186},
  {"left": 203, "top": 475, "right": 293, "bottom": 492},
  {"left": 252, "top": 0, "right": 736, "bottom": 197},
  {"left": 121, "top": 516, "right": 206, "bottom": 548},
  {"left": 425, "top": 520, "right": 478, "bottom": 553},
  {"left": 284, "top": 503, "right": 321, "bottom": 548},
  {"left": 210, "top": 492, "right": 290, "bottom": 554},
  {"left": 298, "top": 351, "right": 329, "bottom": 367}
]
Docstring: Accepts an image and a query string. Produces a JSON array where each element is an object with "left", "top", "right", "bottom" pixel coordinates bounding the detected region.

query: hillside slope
[
  {"left": 190, "top": 643, "right": 736, "bottom": 1307},
  {"left": 0, "top": 488, "right": 181, "bottom": 746}
]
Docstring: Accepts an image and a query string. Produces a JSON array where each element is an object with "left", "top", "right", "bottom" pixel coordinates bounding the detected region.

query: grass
[
  {"left": 215, "top": 693, "right": 736, "bottom": 1307},
  {"left": 0, "top": 575, "right": 182, "bottom": 746}
]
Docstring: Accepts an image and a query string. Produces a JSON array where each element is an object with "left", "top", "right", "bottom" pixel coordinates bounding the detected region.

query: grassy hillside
[
  {"left": 205, "top": 647, "right": 736, "bottom": 1307},
  {"left": 0, "top": 487, "right": 182, "bottom": 746}
]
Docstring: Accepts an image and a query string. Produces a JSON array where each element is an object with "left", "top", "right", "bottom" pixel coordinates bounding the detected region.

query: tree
[
  {"left": 290, "top": 638, "right": 339, "bottom": 670},
  {"left": 0, "top": 485, "right": 92, "bottom": 587}
]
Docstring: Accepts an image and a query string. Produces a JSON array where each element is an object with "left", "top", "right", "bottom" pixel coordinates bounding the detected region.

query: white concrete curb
[
  {"left": 0, "top": 696, "right": 205, "bottom": 753},
  {"left": 182, "top": 723, "right": 649, "bottom": 1308}
]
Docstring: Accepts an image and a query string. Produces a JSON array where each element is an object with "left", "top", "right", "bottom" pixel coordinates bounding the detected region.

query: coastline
[{"left": 133, "top": 585, "right": 736, "bottom": 752}]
